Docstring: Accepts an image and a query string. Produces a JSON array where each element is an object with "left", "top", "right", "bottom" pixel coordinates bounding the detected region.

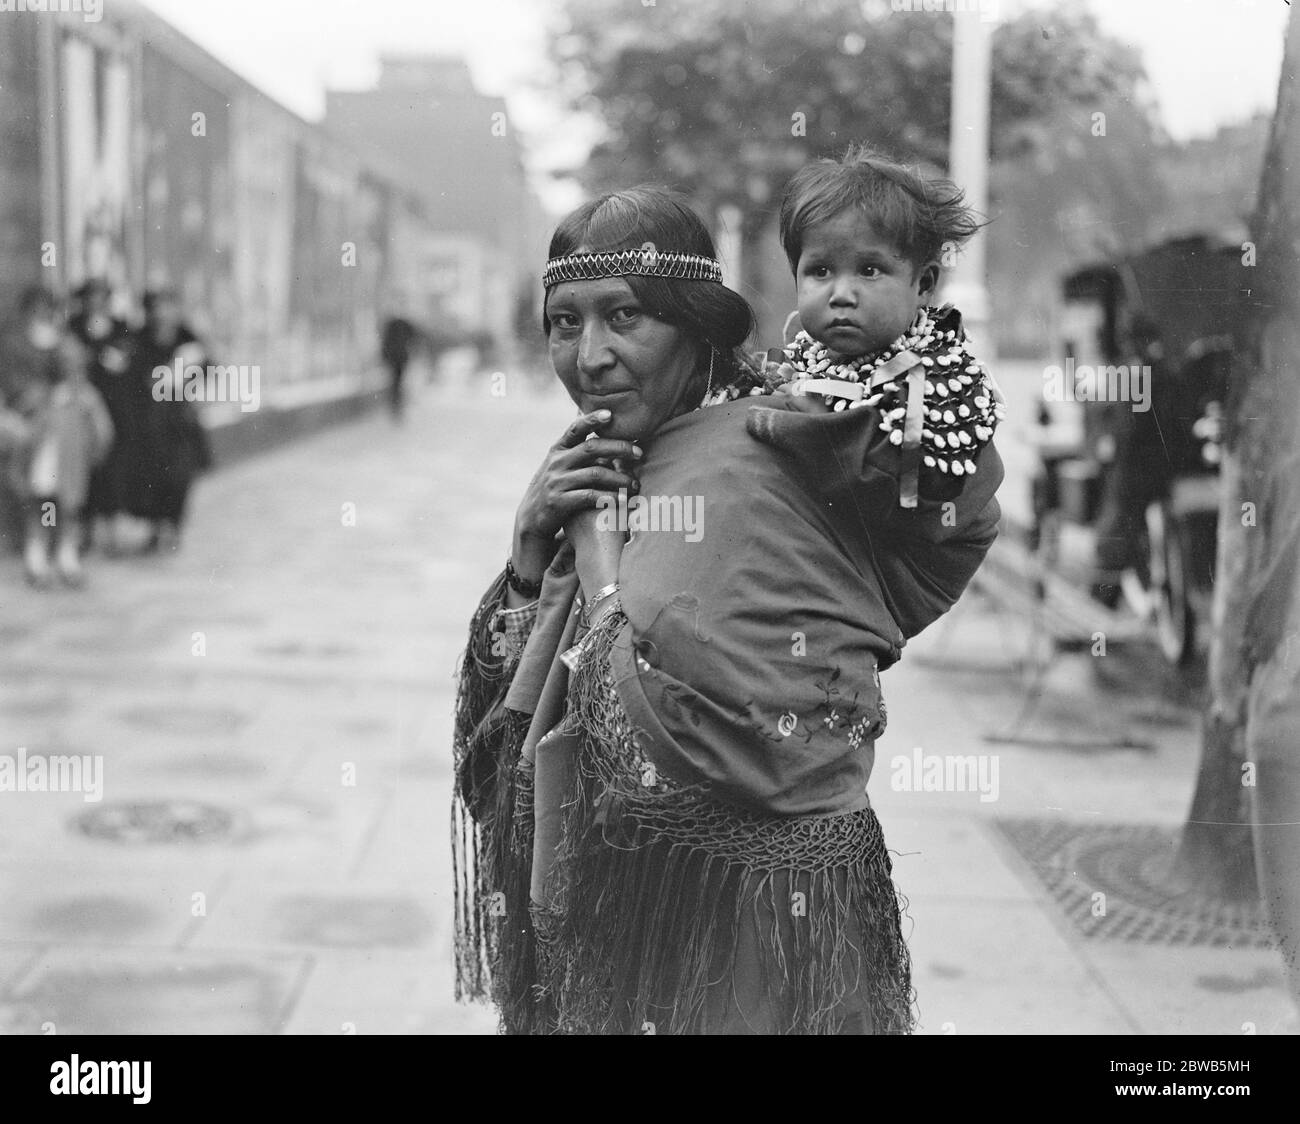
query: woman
[
  {"left": 453, "top": 187, "right": 1003, "bottom": 1034},
  {"left": 129, "top": 289, "right": 212, "bottom": 552},
  {"left": 70, "top": 279, "right": 136, "bottom": 553}
]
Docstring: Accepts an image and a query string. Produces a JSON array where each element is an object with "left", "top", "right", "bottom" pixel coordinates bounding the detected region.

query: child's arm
[
  {"left": 749, "top": 364, "right": 1003, "bottom": 511},
  {"left": 754, "top": 308, "right": 1004, "bottom": 509},
  {"left": 749, "top": 392, "right": 1004, "bottom": 638},
  {"left": 747, "top": 315, "right": 1006, "bottom": 641}
]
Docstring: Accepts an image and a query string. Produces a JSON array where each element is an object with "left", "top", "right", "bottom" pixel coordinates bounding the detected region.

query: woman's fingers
[
  {"left": 550, "top": 486, "right": 629, "bottom": 520},
  {"left": 518, "top": 415, "right": 642, "bottom": 541},
  {"left": 557, "top": 409, "right": 612, "bottom": 449},
  {"left": 566, "top": 437, "right": 643, "bottom": 463},
  {"left": 557, "top": 465, "right": 637, "bottom": 494}
]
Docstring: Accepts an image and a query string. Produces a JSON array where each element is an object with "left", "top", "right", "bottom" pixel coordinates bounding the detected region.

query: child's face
[{"left": 795, "top": 210, "right": 937, "bottom": 359}]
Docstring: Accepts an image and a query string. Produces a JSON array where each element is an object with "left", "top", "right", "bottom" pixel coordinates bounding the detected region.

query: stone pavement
[{"left": 0, "top": 374, "right": 1293, "bottom": 1035}]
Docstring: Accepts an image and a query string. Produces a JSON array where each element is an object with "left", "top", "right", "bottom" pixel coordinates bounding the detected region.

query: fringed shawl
[{"left": 452, "top": 391, "right": 1003, "bottom": 1033}]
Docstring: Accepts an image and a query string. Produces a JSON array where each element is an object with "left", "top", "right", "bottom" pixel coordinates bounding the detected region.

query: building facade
[{"left": 324, "top": 55, "right": 551, "bottom": 363}]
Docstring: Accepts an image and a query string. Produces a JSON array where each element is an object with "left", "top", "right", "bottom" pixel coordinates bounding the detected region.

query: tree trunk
[{"left": 1175, "top": 6, "right": 1300, "bottom": 943}]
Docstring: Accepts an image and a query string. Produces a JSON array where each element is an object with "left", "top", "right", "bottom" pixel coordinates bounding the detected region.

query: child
[
  {"left": 757, "top": 144, "right": 1007, "bottom": 508},
  {"left": 1, "top": 287, "right": 64, "bottom": 553},
  {"left": 13, "top": 334, "right": 114, "bottom": 586}
]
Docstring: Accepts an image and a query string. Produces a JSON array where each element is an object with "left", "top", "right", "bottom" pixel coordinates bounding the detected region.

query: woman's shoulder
[
  {"left": 640, "top": 393, "right": 804, "bottom": 505},
  {"left": 654, "top": 389, "right": 780, "bottom": 441}
]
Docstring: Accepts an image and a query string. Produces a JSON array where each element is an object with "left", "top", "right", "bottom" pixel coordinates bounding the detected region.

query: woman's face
[{"left": 546, "top": 277, "right": 702, "bottom": 441}]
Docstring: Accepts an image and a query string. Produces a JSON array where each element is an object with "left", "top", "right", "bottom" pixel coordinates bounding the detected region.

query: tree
[
  {"left": 547, "top": 0, "right": 1157, "bottom": 291},
  {"left": 1175, "top": 7, "right": 1300, "bottom": 1013}
]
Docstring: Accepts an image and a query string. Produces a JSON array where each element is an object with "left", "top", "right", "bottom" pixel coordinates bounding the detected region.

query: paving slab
[{"left": 0, "top": 949, "right": 308, "bottom": 1035}]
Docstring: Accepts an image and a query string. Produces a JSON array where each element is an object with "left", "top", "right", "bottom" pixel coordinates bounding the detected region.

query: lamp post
[{"left": 946, "top": 7, "right": 994, "bottom": 357}]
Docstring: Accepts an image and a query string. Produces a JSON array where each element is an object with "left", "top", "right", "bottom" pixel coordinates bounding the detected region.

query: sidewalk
[
  {"left": 0, "top": 378, "right": 1292, "bottom": 1034},
  {"left": 878, "top": 595, "right": 1294, "bottom": 1034}
]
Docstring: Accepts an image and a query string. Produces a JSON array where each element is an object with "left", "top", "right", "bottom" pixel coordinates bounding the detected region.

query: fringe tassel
[
  {"left": 451, "top": 709, "right": 532, "bottom": 1007},
  {"left": 451, "top": 574, "right": 547, "bottom": 1032},
  {"left": 542, "top": 815, "right": 915, "bottom": 1034},
  {"left": 535, "top": 611, "right": 916, "bottom": 1035}
]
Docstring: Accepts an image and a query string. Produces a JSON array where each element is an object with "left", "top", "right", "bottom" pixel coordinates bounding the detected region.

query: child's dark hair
[
  {"left": 543, "top": 186, "right": 758, "bottom": 387},
  {"left": 779, "top": 144, "right": 985, "bottom": 275}
]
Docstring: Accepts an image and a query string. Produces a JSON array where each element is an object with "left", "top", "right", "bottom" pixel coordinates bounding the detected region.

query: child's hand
[{"left": 773, "top": 379, "right": 835, "bottom": 414}]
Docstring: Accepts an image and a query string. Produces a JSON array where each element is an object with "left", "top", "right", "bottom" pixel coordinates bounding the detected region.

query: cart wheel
[{"left": 1145, "top": 501, "right": 1194, "bottom": 665}]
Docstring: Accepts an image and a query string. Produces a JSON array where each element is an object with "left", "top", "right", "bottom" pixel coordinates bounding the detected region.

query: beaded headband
[{"left": 542, "top": 248, "right": 724, "bottom": 288}]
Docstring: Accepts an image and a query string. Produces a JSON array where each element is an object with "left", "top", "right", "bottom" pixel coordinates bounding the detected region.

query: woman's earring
[{"left": 703, "top": 347, "right": 715, "bottom": 404}]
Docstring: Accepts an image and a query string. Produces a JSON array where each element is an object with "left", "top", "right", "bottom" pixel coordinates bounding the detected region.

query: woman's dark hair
[
  {"left": 542, "top": 186, "right": 758, "bottom": 390},
  {"left": 779, "top": 144, "right": 986, "bottom": 275}
]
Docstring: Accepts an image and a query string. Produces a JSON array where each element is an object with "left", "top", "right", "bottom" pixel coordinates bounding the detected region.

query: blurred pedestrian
[
  {"left": 380, "top": 313, "right": 418, "bottom": 421},
  {"left": 0, "top": 287, "right": 65, "bottom": 554},
  {"left": 130, "top": 289, "right": 212, "bottom": 553},
  {"left": 9, "top": 333, "right": 114, "bottom": 587},
  {"left": 69, "top": 279, "right": 137, "bottom": 554}
]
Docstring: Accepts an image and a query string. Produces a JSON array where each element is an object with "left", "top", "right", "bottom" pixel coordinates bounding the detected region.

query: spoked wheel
[{"left": 1145, "top": 500, "right": 1195, "bottom": 665}]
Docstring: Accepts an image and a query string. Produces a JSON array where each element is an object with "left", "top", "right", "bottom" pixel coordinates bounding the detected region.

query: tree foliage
[{"left": 549, "top": 0, "right": 1156, "bottom": 235}]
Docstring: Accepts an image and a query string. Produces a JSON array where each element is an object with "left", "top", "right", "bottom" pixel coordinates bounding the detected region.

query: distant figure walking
[
  {"left": 131, "top": 289, "right": 212, "bottom": 553},
  {"left": 380, "top": 314, "right": 419, "bottom": 421}
]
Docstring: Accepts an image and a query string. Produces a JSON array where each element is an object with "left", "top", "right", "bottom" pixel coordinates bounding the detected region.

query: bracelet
[
  {"left": 583, "top": 596, "right": 622, "bottom": 633},
  {"left": 579, "top": 582, "right": 620, "bottom": 628},
  {"left": 562, "top": 590, "right": 622, "bottom": 671},
  {"left": 505, "top": 557, "right": 543, "bottom": 598}
]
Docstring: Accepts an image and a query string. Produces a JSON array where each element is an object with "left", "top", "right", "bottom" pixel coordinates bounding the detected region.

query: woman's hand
[{"left": 509, "top": 409, "right": 641, "bottom": 596}]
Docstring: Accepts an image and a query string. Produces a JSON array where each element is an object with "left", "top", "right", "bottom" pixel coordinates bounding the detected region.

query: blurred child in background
[
  {"left": 0, "top": 287, "right": 65, "bottom": 554},
  {"left": 11, "top": 333, "right": 114, "bottom": 587}
]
